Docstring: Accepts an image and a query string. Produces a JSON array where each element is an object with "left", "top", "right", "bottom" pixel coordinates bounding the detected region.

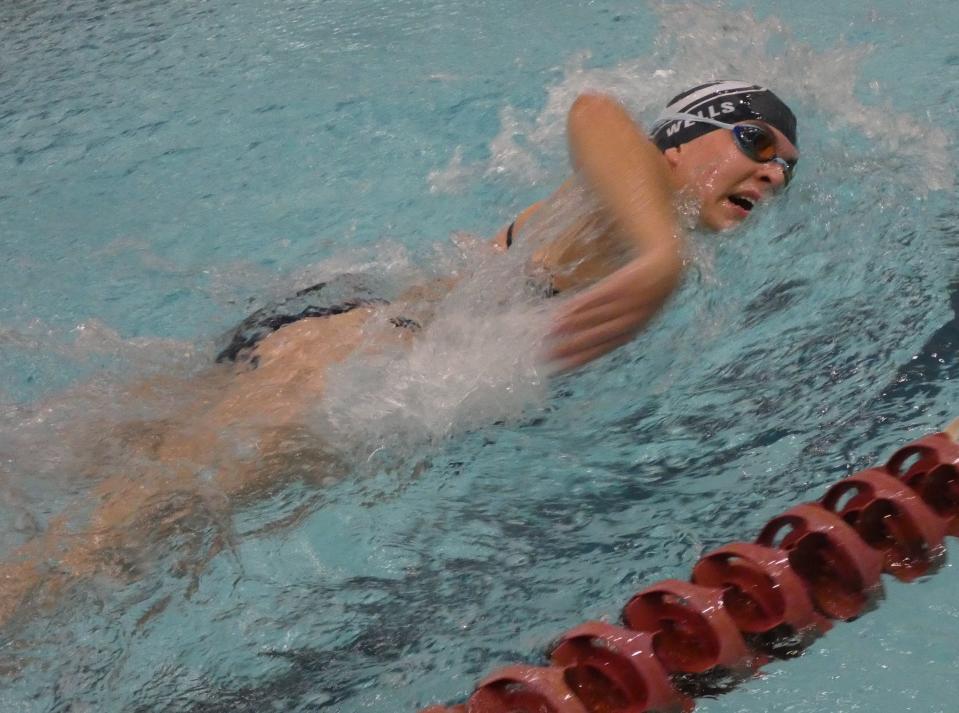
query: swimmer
[
  {"left": 514, "top": 81, "right": 798, "bottom": 369},
  {"left": 0, "top": 81, "right": 800, "bottom": 625},
  {"left": 213, "top": 81, "right": 799, "bottom": 372}
]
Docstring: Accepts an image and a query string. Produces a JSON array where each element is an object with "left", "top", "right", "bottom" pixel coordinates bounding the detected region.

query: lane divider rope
[{"left": 419, "top": 430, "right": 959, "bottom": 713}]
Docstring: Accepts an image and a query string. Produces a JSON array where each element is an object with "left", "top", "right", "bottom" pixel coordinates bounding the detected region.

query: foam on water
[
  {"left": 315, "top": 178, "right": 651, "bottom": 458},
  {"left": 317, "top": 233, "right": 554, "bottom": 458},
  {"left": 430, "top": 1, "right": 952, "bottom": 195}
]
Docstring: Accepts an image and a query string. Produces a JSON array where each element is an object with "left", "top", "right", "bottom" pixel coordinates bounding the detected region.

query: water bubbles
[{"left": 316, "top": 239, "right": 553, "bottom": 461}]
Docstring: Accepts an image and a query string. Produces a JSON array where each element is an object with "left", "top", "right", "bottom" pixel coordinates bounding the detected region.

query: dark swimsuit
[
  {"left": 218, "top": 222, "right": 525, "bottom": 367},
  {"left": 216, "top": 275, "right": 419, "bottom": 365},
  {"left": 505, "top": 221, "right": 516, "bottom": 249}
]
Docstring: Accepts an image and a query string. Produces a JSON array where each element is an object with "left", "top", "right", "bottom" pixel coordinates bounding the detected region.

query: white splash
[
  {"left": 0, "top": 318, "right": 198, "bottom": 366},
  {"left": 427, "top": 1, "right": 953, "bottom": 195},
  {"left": 314, "top": 226, "right": 569, "bottom": 456}
]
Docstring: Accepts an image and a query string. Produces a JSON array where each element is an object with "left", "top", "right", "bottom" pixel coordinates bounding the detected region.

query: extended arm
[{"left": 547, "top": 93, "right": 685, "bottom": 370}]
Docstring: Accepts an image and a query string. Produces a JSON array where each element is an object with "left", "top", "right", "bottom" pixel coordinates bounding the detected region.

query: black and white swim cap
[{"left": 650, "top": 80, "right": 797, "bottom": 151}]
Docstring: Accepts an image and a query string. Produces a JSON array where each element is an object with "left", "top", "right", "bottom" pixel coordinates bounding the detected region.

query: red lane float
[
  {"left": 887, "top": 433, "right": 959, "bottom": 535},
  {"left": 469, "top": 666, "right": 587, "bottom": 713},
  {"left": 418, "top": 428, "right": 959, "bottom": 713},
  {"left": 901, "top": 463, "right": 959, "bottom": 536},
  {"left": 690, "top": 542, "right": 829, "bottom": 641},
  {"left": 622, "top": 580, "right": 752, "bottom": 676},
  {"left": 550, "top": 622, "right": 689, "bottom": 713},
  {"left": 886, "top": 431, "right": 959, "bottom": 478},
  {"left": 821, "top": 468, "right": 947, "bottom": 580},
  {"left": 756, "top": 503, "right": 883, "bottom": 620}
]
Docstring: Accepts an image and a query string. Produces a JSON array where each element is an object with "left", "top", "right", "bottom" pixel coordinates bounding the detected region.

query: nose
[{"left": 756, "top": 159, "right": 789, "bottom": 190}]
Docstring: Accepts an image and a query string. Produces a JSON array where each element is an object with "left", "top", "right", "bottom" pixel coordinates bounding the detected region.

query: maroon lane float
[{"left": 419, "top": 429, "right": 956, "bottom": 713}]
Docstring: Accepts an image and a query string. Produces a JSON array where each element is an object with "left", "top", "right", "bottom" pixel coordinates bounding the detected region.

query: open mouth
[{"left": 728, "top": 194, "right": 755, "bottom": 212}]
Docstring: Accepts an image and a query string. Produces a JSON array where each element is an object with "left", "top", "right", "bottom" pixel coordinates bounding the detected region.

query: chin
[
  {"left": 700, "top": 213, "right": 737, "bottom": 233},
  {"left": 717, "top": 218, "right": 745, "bottom": 232},
  {"left": 701, "top": 205, "right": 748, "bottom": 232}
]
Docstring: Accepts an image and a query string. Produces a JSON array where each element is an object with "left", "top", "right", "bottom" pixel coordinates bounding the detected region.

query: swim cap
[{"left": 650, "top": 80, "right": 798, "bottom": 151}]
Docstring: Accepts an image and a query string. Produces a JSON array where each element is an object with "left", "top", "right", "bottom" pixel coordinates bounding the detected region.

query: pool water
[{"left": 1, "top": 1, "right": 958, "bottom": 711}]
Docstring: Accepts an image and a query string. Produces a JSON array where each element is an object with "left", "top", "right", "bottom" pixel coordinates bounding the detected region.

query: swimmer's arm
[
  {"left": 566, "top": 94, "right": 680, "bottom": 257},
  {"left": 548, "top": 93, "right": 685, "bottom": 370},
  {"left": 491, "top": 199, "right": 547, "bottom": 251}
]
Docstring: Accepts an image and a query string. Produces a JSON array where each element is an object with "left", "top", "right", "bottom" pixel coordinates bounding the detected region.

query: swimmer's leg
[
  {"left": 0, "top": 457, "right": 257, "bottom": 629},
  {"left": 0, "top": 310, "right": 377, "bottom": 627}
]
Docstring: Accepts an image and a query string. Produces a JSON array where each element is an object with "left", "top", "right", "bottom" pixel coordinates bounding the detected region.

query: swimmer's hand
[
  {"left": 546, "top": 93, "right": 684, "bottom": 371},
  {"left": 546, "top": 245, "right": 683, "bottom": 371}
]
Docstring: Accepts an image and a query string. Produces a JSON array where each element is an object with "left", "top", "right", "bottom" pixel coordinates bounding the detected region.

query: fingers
[
  {"left": 555, "top": 257, "right": 678, "bottom": 324},
  {"left": 551, "top": 274, "right": 668, "bottom": 337},
  {"left": 551, "top": 297, "right": 633, "bottom": 337},
  {"left": 548, "top": 309, "right": 651, "bottom": 364},
  {"left": 556, "top": 278, "right": 622, "bottom": 316},
  {"left": 544, "top": 249, "right": 684, "bottom": 372},
  {"left": 552, "top": 331, "right": 635, "bottom": 373}
]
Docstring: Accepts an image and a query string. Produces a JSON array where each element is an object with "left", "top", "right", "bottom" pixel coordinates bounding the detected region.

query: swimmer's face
[{"left": 663, "top": 122, "right": 799, "bottom": 232}]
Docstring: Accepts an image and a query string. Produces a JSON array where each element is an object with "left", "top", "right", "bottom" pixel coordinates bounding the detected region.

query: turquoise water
[{"left": 1, "top": 0, "right": 958, "bottom": 711}]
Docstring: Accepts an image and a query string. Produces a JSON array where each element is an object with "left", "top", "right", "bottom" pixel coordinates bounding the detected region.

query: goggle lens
[
  {"left": 732, "top": 123, "right": 794, "bottom": 185},
  {"left": 733, "top": 124, "right": 776, "bottom": 161}
]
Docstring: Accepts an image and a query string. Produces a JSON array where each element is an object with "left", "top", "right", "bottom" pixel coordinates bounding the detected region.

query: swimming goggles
[{"left": 660, "top": 113, "right": 797, "bottom": 186}]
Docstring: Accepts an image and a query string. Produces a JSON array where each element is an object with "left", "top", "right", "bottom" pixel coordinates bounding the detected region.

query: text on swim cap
[{"left": 665, "top": 101, "right": 736, "bottom": 137}]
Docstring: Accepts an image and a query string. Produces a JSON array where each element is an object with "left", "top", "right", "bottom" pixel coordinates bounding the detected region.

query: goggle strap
[
  {"left": 656, "top": 112, "right": 738, "bottom": 130},
  {"left": 656, "top": 112, "right": 792, "bottom": 183}
]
